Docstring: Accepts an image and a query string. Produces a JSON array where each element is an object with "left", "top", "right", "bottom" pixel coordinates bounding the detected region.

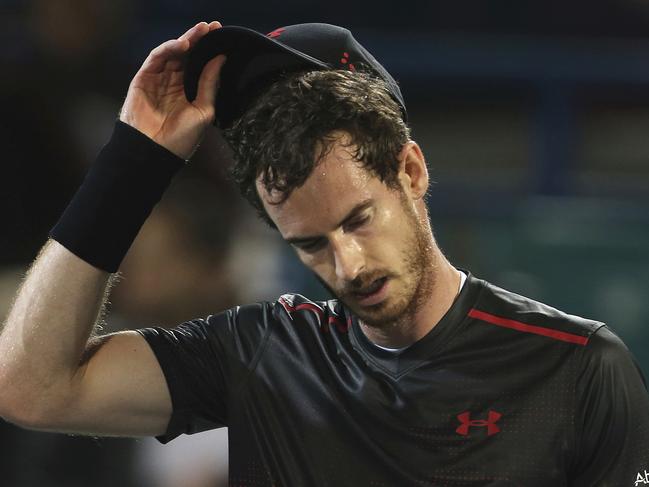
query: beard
[{"left": 315, "top": 196, "right": 436, "bottom": 331}]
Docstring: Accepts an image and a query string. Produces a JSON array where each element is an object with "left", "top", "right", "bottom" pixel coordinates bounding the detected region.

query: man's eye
[
  {"left": 345, "top": 215, "right": 369, "bottom": 231},
  {"left": 298, "top": 239, "right": 326, "bottom": 252}
]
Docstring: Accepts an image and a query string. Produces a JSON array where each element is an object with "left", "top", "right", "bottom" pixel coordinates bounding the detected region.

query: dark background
[{"left": 1, "top": 1, "right": 648, "bottom": 485}]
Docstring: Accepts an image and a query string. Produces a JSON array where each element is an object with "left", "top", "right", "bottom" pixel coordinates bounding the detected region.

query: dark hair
[{"left": 224, "top": 69, "right": 410, "bottom": 226}]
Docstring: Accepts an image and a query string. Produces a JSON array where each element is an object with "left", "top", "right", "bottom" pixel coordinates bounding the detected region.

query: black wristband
[{"left": 50, "top": 121, "right": 185, "bottom": 272}]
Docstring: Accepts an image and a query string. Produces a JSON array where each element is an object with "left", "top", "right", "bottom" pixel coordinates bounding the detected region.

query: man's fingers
[
  {"left": 139, "top": 22, "right": 222, "bottom": 75},
  {"left": 178, "top": 21, "right": 209, "bottom": 42},
  {"left": 140, "top": 39, "right": 188, "bottom": 73},
  {"left": 194, "top": 54, "right": 227, "bottom": 114},
  {"left": 178, "top": 21, "right": 220, "bottom": 49}
]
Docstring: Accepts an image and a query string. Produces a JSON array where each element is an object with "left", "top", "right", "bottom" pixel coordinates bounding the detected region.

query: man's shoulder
[
  {"left": 274, "top": 293, "right": 348, "bottom": 331},
  {"left": 465, "top": 275, "right": 644, "bottom": 386},
  {"left": 275, "top": 293, "right": 339, "bottom": 315},
  {"left": 468, "top": 275, "right": 604, "bottom": 347},
  {"left": 209, "top": 293, "right": 344, "bottom": 333}
]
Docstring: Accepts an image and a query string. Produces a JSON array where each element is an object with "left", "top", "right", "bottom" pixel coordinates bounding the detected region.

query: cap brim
[{"left": 184, "top": 26, "right": 330, "bottom": 128}]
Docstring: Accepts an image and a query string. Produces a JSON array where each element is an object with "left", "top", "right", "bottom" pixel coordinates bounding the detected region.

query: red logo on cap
[
  {"left": 340, "top": 52, "right": 355, "bottom": 71},
  {"left": 267, "top": 27, "right": 286, "bottom": 38}
]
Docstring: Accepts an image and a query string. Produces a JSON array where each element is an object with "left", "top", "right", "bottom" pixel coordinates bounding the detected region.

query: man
[{"left": 1, "top": 20, "right": 648, "bottom": 487}]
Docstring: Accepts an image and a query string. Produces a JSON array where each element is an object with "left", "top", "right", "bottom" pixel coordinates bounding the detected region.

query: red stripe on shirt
[{"left": 468, "top": 308, "right": 589, "bottom": 346}]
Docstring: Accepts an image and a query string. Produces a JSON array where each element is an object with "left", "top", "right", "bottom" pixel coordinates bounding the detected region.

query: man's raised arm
[{"left": 0, "top": 21, "right": 226, "bottom": 437}]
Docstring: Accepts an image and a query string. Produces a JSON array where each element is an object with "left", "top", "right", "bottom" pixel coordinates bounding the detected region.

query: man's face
[{"left": 258, "top": 133, "right": 433, "bottom": 327}]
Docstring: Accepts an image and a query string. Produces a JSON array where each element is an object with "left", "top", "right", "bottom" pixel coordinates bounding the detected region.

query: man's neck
[{"left": 359, "top": 254, "right": 462, "bottom": 349}]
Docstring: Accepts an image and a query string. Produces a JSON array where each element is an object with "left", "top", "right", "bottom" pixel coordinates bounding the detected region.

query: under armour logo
[
  {"left": 267, "top": 27, "right": 286, "bottom": 38},
  {"left": 456, "top": 410, "right": 502, "bottom": 436}
]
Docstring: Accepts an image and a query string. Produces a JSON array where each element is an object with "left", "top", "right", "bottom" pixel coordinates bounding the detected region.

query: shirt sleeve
[
  {"left": 136, "top": 302, "right": 273, "bottom": 443},
  {"left": 570, "top": 325, "right": 649, "bottom": 486}
]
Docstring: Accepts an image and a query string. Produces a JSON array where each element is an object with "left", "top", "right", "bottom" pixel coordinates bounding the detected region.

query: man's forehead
[
  {"left": 257, "top": 147, "right": 377, "bottom": 236},
  {"left": 257, "top": 134, "right": 370, "bottom": 198}
]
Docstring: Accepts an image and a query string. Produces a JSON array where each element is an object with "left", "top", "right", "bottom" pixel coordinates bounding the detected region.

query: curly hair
[{"left": 224, "top": 69, "right": 410, "bottom": 226}]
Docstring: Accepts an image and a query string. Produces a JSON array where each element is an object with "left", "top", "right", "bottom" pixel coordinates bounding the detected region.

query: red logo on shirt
[
  {"left": 267, "top": 27, "right": 286, "bottom": 38},
  {"left": 456, "top": 410, "right": 502, "bottom": 436}
]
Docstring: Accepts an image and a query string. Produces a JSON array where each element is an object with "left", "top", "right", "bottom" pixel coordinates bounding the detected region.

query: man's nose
[{"left": 332, "top": 237, "right": 365, "bottom": 282}]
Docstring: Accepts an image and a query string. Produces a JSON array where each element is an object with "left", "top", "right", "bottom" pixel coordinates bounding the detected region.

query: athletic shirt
[{"left": 137, "top": 272, "right": 649, "bottom": 486}]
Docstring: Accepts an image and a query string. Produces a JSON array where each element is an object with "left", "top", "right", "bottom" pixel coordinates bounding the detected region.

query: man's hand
[{"left": 120, "top": 21, "right": 226, "bottom": 159}]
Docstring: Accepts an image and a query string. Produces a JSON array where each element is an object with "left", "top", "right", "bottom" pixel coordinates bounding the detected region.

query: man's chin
[{"left": 344, "top": 297, "right": 408, "bottom": 327}]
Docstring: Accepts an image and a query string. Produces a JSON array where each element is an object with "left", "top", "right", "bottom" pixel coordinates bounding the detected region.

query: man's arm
[
  {"left": 0, "top": 21, "right": 226, "bottom": 436},
  {"left": 0, "top": 240, "right": 171, "bottom": 436},
  {"left": 570, "top": 326, "right": 649, "bottom": 486}
]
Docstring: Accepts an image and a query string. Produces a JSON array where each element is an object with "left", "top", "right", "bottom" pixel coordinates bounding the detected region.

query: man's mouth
[{"left": 352, "top": 277, "right": 389, "bottom": 306}]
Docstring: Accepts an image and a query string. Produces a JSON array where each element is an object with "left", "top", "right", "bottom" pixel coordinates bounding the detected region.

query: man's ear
[{"left": 398, "top": 141, "right": 428, "bottom": 200}]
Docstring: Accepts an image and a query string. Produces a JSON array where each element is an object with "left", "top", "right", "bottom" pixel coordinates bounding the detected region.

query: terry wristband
[{"left": 50, "top": 120, "right": 185, "bottom": 272}]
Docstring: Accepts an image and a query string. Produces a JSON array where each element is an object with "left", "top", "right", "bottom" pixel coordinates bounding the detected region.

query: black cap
[{"left": 184, "top": 23, "right": 407, "bottom": 129}]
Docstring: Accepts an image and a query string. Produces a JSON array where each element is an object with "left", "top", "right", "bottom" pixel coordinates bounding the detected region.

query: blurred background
[{"left": 1, "top": 0, "right": 649, "bottom": 485}]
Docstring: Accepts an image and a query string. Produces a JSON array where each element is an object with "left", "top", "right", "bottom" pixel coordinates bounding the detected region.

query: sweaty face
[{"left": 258, "top": 134, "right": 435, "bottom": 328}]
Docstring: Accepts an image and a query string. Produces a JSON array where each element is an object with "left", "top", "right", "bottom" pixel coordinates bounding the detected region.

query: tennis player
[{"left": 1, "top": 21, "right": 648, "bottom": 486}]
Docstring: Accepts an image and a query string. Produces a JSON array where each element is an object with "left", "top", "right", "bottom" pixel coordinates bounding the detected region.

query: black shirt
[{"left": 138, "top": 273, "right": 649, "bottom": 486}]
